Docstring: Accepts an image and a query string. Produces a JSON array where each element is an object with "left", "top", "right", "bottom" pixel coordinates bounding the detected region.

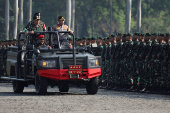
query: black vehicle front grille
[{"left": 61, "top": 58, "right": 86, "bottom": 69}]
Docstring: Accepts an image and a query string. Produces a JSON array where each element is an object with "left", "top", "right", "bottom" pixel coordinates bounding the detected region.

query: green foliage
[{"left": 1, "top": 0, "right": 170, "bottom": 39}]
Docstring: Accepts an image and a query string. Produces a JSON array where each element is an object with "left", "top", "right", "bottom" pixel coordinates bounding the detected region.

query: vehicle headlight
[
  {"left": 38, "top": 60, "right": 56, "bottom": 68},
  {"left": 89, "top": 59, "right": 99, "bottom": 67}
]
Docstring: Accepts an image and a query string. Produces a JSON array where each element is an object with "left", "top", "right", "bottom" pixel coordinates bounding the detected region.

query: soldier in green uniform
[
  {"left": 95, "top": 37, "right": 103, "bottom": 56},
  {"left": 147, "top": 33, "right": 159, "bottom": 91},
  {"left": 122, "top": 34, "right": 126, "bottom": 42},
  {"left": 24, "top": 12, "right": 46, "bottom": 45},
  {"left": 161, "top": 33, "right": 170, "bottom": 91},
  {"left": 106, "top": 34, "right": 117, "bottom": 89},
  {"left": 113, "top": 33, "right": 123, "bottom": 89},
  {"left": 155, "top": 33, "right": 165, "bottom": 90},
  {"left": 130, "top": 32, "right": 140, "bottom": 89},
  {"left": 86, "top": 37, "right": 91, "bottom": 46},
  {"left": 91, "top": 37, "right": 97, "bottom": 54},
  {"left": 136, "top": 33, "right": 147, "bottom": 90},
  {"left": 100, "top": 37, "right": 108, "bottom": 87},
  {"left": 95, "top": 36, "right": 103, "bottom": 86},
  {"left": 104, "top": 36, "right": 114, "bottom": 88},
  {"left": 12, "top": 39, "right": 17, "bottom": 46},
  {"left": 79, "top": 38, "right": 84, "bottom": 47},
  {"left": 123, "top": 33, "right": 133, "bottom": 89},
  {"left": 75, "top": 38, "right": 80, "bottom": 47},
  {"left": 139, "top": 33, "right": 151, "bottom": 91},
  {"left": 81, "top": 37, "right": 87, "bottom": 46}
]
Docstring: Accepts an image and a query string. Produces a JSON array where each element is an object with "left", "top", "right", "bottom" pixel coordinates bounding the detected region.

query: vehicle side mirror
[{"left": 26, "top": 45, "right": 34, "bottom": 50}]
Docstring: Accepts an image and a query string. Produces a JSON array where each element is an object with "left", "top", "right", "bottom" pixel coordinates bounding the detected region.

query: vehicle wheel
[
  {"left": 13, "top": 81, "right": 24, "bottom": 93},
  {"left": 86, "top": 77, "right": 99, "bottom": 95},
  {"left": 58, "top": 83, "right": 69, "bottom": 92},
  {"left": 35, "top": 72, "right": 48, "bottom": 95}
]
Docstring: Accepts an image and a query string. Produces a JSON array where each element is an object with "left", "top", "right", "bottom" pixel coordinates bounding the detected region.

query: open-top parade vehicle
[{"left": 0, "top": 28, "right": 101, "bottom": 95}]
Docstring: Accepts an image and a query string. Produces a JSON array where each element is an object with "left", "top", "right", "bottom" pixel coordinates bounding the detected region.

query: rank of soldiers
[
  {"left": 1, "top": 32, "right": 170, "bottom": 94},
  {"left": 68, "top": 32, "right": 170, "bottom": 93}
]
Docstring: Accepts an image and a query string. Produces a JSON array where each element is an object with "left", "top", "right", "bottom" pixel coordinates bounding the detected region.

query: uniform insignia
[
  {"left": 36, "top": 16, "right": 40, "bottom": 20},
  {"left": 56, "top": 25, "right": 60, "bottom": 29}
]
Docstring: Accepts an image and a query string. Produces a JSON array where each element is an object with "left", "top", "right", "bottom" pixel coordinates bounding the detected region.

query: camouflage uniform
[
  {"left": 114, "top": 41, "right": 123, "bottom": 87},
  {"left": 100, "top": 39, "right": 107, "bottom": 86},
  {"left": 24, "top": 20, "right": 46, "bottom": 45},
  {"left": 131, "top": 36, "right": 140, "bottom": 88},
  {"left": 147, "top": 33, "right": 159, "bottom": 89},
  {"left": 161, "top": 34, "right": 170, "bottom": 88}
]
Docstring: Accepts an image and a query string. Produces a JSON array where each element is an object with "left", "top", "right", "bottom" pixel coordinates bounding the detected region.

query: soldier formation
[
  {"left": 70, "top": 32, "right": 170, "bottom": 93},
  {"left": 1, "top": 11, "right": 170, "bottom": 93},
  {"left": 1, "top": 31, "right": 170, "bottom": 94}
]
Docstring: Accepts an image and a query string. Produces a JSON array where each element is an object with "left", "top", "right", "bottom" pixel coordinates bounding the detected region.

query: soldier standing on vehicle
[
  {"left": 24, "top": 12, "right": 46, "bottom": 45},
  {"left": 52, "top": 16, "right": 73, "bottom": 47}
]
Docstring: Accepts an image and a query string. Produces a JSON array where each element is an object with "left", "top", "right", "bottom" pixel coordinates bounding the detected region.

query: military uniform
[
  {"left": 95, "top": 44, "right": 103, "bottom": 56},
  {"left": 90, "top": 37, "right": 97, "bottom": 55},
  {"left": 122, "top": 33, "right": 134, "bottom": 88},
  {"left": 25, "top": 20, "right": 45, "bottom": 32},
  {"left": 131, "top": 33, "right": 140, "bottom": 88},
  {"left": 24, "top": 13, "right": 46, "bottom": 45},
  {"left": 52, "top": 16, "right": 70, "bottom": 46},
  {"left": 100, "top": 38, "right": 107, "bottom": 86},
  {"left": 52, "top": 24, "right": 69, "bottom": 42},
  {"left": 161, "top": 33, "right": 170, "bottom": 88}
]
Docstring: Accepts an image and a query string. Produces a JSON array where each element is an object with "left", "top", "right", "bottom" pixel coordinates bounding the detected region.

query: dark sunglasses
[{"left": 40, "top": 39, "right": 44, "bottom": 40}]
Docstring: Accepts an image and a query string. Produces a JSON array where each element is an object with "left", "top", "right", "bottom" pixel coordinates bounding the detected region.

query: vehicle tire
[
  {"left": 35, "top": 72, "right": 48, "bottom": 95},
  {"left": 58, "top": 83, "right": 69, "bottom": 92},
  {"left": 86, "top": 77, "right": 99, "bottom": 95},
  {"left": 13, "top": 81, "right": 24, "bottom": 93}
]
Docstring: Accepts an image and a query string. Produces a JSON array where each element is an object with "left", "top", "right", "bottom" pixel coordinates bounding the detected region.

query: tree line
[{"left": 1, "top": 0, "right": 170, "bottom": 40}]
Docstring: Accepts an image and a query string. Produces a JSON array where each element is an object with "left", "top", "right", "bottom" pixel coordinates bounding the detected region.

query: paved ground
[{"left": 0, "top": 83, "right": 170, "bottom": 113}]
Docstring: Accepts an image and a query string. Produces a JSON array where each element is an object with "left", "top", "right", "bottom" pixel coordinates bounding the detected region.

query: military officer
[
  {"left": 24, "top": 12, "right": 46, "bottom": 45},
  {"left": 36, "top": 35, "right": 51, "bottom": 49},
  {"left": 36, "top": 35, "right": 46, "bottom": 48},
  {"left": 52, "top": 16, "right": 73, "bottom": 47}
]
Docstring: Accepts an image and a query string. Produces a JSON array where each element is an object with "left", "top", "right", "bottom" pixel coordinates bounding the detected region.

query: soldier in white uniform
[{"left": 52, "top": 16, "right": 73, "bottom": 48}]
